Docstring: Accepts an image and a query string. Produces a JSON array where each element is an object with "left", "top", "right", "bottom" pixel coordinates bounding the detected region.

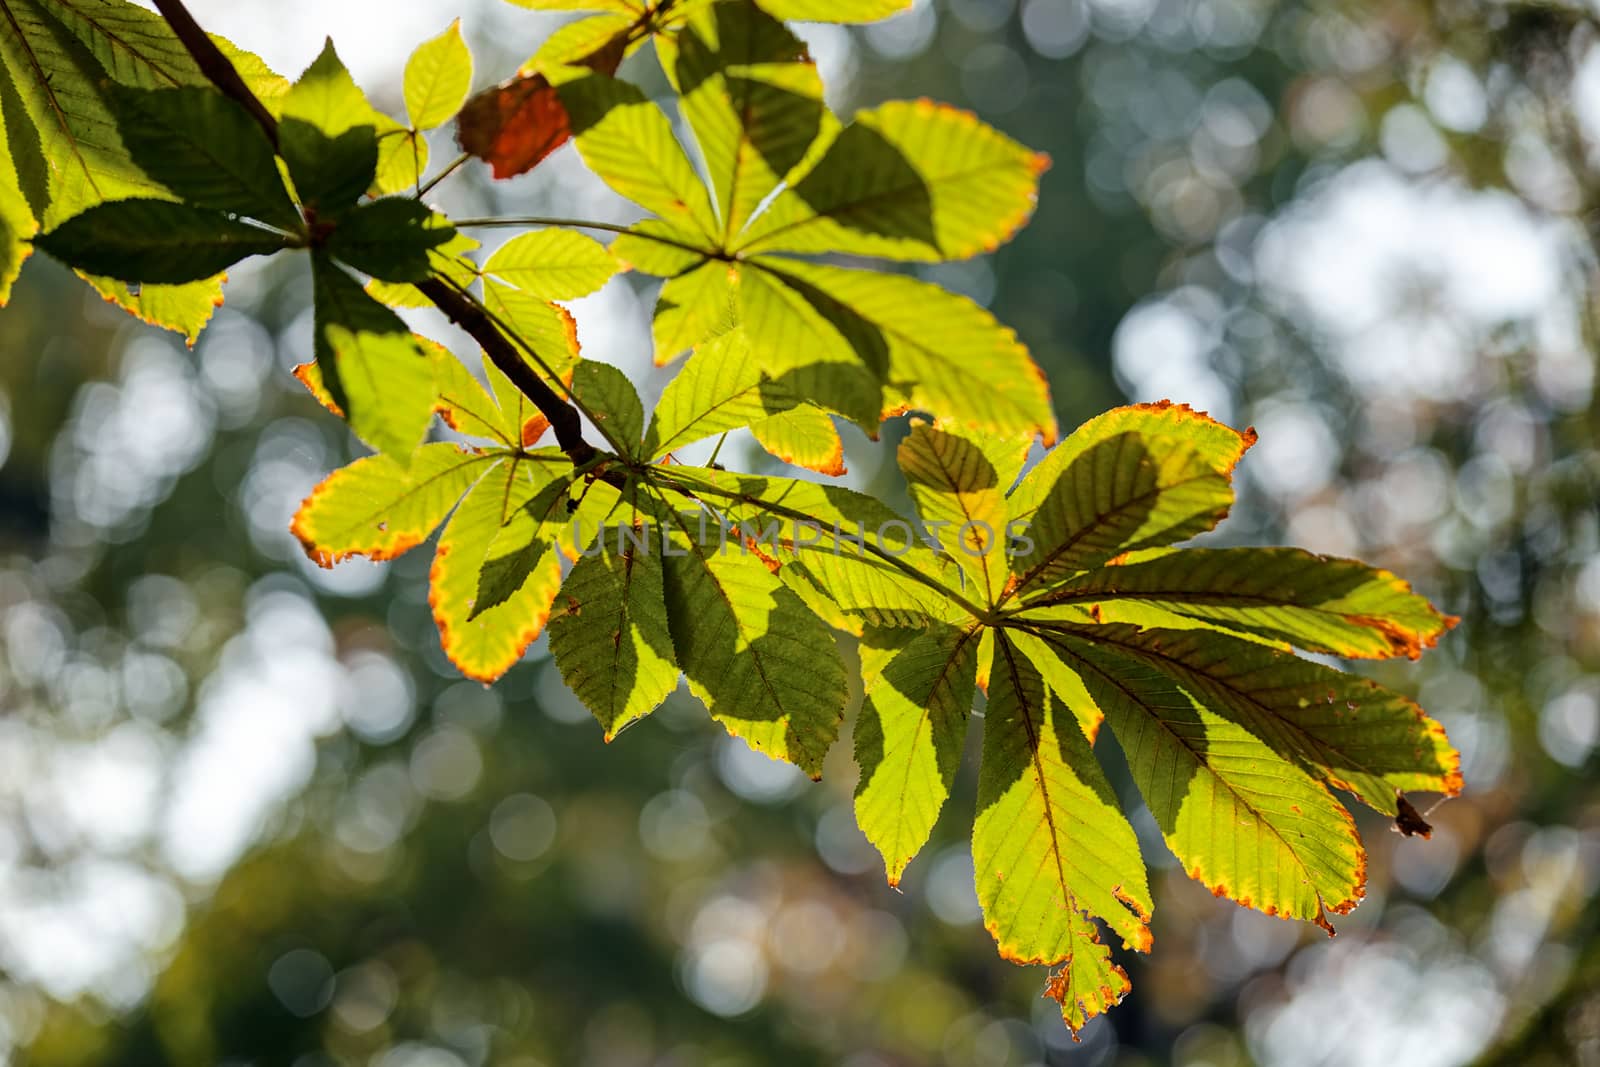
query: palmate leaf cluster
[{"left": 1, "top": 0, "right": 1462, "bottom": 1035}]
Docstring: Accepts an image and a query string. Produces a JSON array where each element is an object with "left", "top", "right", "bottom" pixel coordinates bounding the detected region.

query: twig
[
  {"left": 416, "top": 279, "right": 595, "bottom": 465},
  {"left": 151, "top": 0, "right": 280, "bottom": 146},
  {"left": 150, "top": 0, "right": 599, "bottom": 466}
]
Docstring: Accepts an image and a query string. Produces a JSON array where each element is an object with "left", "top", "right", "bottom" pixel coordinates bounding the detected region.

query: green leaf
[
  {"left": 660, "top": 504, "right": 849, "bottom": 777},
  {"left": 367, "top": 229, "right": 480, "bottom": 308},
  {"left": 1042, "top": 623, "right": 1462, "bottom": 816},
  {"left": 1050, "top": 629, "right": 1366, "bottom": 933},
  {"left": 611, "top": 221, "right": 708, "bottom": 278},
  {"left": 499, "top": 0, "right": 641, "bottom": 10},
  {"left": 898, "top": 422, "right": 1010, "bottom": 604},
  {"left": 548, "top": 494, "right": 681, "bottom": 739},
  {"left": 572, "top": 359, "right": 645, "bottom": 454},
  {"left": 372, "top": 121, "right": 429, "bottom": 196},
  {"left": 291, "top": 442, "right": 497, "bottom": 566},
  {"left": 0, "top": 105, "right": 35, "bottom": 304},
  {"left": 433, "top": 347, "right": 527, "bottom": 447},
  {"left": 33, "top": 198, "right": 288, "bottom": 283},
  {"left": 735, "top": 261, "right": 883, "bottom": 427},
  {"left": 750, "top": 404, "right": 845, "bottom": 475},
  {"left": 645, "top": 330, "right": 805, "bottom": 459},
  {"left": 675, "top": 1, "right": 825, "bottom": 242},
  {"left": 404, "top": 19, "right": 473, "bottom": 131},
  {"left": 974, "top": 636, "right": 1151, "bottom": 980},
  {"left": 1023, "top": 547, "right": 1457, "bottom": 660},
  {"left": 279, "top": 40, "right": 381, "bottom": 215},
  {"left": 79, "top": 273, "right": 225, "bottom": 346},
  {"left": 431, "top": 454, "right": 573, "bottom": 682},
  {"left": 651, "top": 259, "right": 737, "bottom": 364},
  {"left": 661, "top": 464, "right": 961, "bottom": 627},
  {"left": 736, "top": 99, "right": 1049, "bottom": 261},
  {"left": 475, "top": 465, "right": 622, "bottom": 619},
  {"left": 524, "top": 13, "right": 636, "bottom": 74},
  {"left": 853, "top": 621, "right": 979, "bottom": 883},
  {"left": 483, "top": 227, "right": 618, "bottom": 300},
  {"left": 312, "top": 256, "right": 436, "bottom": 456},
  {"left": 1006, "top": 403, "right": 1254, "bottom": 599},
  {"left": 326, "top": 198, "right": 456, "bottom": 283},
  {"left": 556, "top": 72, "right": 720, "bottom": 243},
  {"left": 756, "top": 259, "right": 1056, "bottom": 441},
  {"left": 482, "top": 278, "right": 583, "bottom": 383},
  {"left": 108, "top": 86, "right": 300, "bottom": 229},
  {"left": 756, "top": 0, "right": 910, "bottom": 21}
]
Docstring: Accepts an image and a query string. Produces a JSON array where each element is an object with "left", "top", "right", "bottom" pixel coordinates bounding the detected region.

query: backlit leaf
[
  {"left": 404, "top": 20, "right": 473, "bottom": 131},
  {"left": 659, "top": 503, "right": 848, "bottom": 778},
  {"left": 1050, "top": 629, "right": 1366, "bottom": 933},
  {"left": 756, "top": 259, "right": 1056, "bottom": 440},
  {"left": 1023, "top": 547, "right": 1457, "bottom": 660},
  {"left": 291, "top": 443, "right": 497, "bottom": 566},
  {"left": 651, "top": 259, "right": 738, "bottom": 365},
  {"left": 431, "top": 455, "right": 572, "bottom": 682},
  {"left": 898, "top": 422, "right": 1010, "bottom": 603},
  {"left": 750, "top": 405, "right": 845, "bottom": 476},
  {"left": 483, "top": 227, "right": 618, "bottom": 300},
  {"left": 312, "top": 256, "right": 436, "bottom": 457},
  {"left": 278, "top": 40, "right": 381, "bottom": 215},
  {"left": 1006, "top": 402, "right": 1254, "bottom": 599},
  {"left": 854, "top": 621, "right": 979, "bottom": 883},
  {"left": 737, "top": 99, "right": 1049, "bottom": 262},
  {"left": 645, "top": 330, "right": 806, "bottom": 459},
  {"left": 547, "top": 493, "right": 680, "bottom": 738},
  {"left": 34, "top": 198, "right": 288, "bottom": 283},
  {"left": 80, "top": 273, "right": 225, "bottom": 346},
  {"left": 557, "top": 72, "right": 720, "bottom": 243},
  {"left": 974, "top": 636, "right": 1151, "bottom": 970},
  {"left": 326, "top": 198, "right": 455, "bottom": 283},
  {"left": 675, "top": 1, "right": 825, "bottom": 241}
]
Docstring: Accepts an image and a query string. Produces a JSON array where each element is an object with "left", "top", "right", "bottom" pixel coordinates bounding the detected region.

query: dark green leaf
[
  {"left": 326, "top": 198, "right": 456, "bottom": 283},
  {"left": 33, "top": 198, "right": 288, "bottom": 283}
]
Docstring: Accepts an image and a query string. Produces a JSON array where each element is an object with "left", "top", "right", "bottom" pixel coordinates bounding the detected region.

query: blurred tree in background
[{"left": 0, "top": 0, "right": 1598, "bottom": 1065}]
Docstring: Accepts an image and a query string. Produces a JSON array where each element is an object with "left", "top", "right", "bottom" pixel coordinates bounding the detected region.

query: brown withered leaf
[
  {"left": 455, "top": 34, "right": 628, "bottom": 180},
  {"left": 1394, "top": 794, "right": 1434, "bottom": 839}
]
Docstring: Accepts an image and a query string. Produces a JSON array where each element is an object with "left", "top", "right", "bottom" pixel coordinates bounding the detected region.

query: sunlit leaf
[
  {"left": 404, "top": 19, "right": 473, "bottom": 131},
  {"left": 572, "top": 360, "right": 644, "bottom": 454},
  {"left": 1006, "top": 402, "right": 1253, "bottom": 599},
  {"left": 659, "top": 501, "right": 848, "bottom": 778},
  {"left": 557, "top": 72, "right": 720, "bottom": 243},
  {"left": 651, "top": 259, "right": 737, "bottom": 365},
  {"left": 675, "top": 1, "right": 825, "bottom": 241},
  {"left": 1023, "top": 547, "right": 1457, "bottom": 660},
  {"left": 1049, "top": 628, "right": 1366, "bottom": 933},
  {"left": 751, "top": 404, "right": 845, "bottom": 476},
  {"left": 854, "top": 621, "right": 979, "bottom": 883},
  {"left": 974, "top": 637, "right": 1151, "bottom": 979},
  {"left": 645, "top": 330, "right": 805, "bottom": 459},
  {"left": 278, "top": 40, "right": 381, "bottom": 215},
  {"left": 737, "top": 99, "right": 1049, "bottom": 261},
  {"left": 898, "top": 422, "right": 1010, "bottom": 603},
  {"left": 291, "top": 443, "right": 497, "bottom": 566},
  {"left": 311, "top": 255, "right": 436, "bottom": 457},
  {"left": 483, "top": 227, "right": 618, "bottom": 301},
  {"left": 80, "top": 273, "right": 225, "bottom": 346},
  {"left": 755, "top": 259, "right": 1056, "bottom": 440},
  {"left": 547, "top": 492, "right": 680, "bottom": 738}
]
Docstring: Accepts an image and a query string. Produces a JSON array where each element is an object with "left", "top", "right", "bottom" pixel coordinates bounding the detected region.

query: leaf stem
[
  {"left": 418, "top": 152, "right": 471, "bottom": 198},
  {"left": 151, "top": 0, "right": 280, "bottom": 147},
  {"left": 150, "top": 0, "right": 605, "bottom": 469}
]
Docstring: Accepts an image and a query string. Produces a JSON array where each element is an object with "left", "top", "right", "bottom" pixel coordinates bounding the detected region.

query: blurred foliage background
[{"left": 1, "top": 0, "right": 1599, "bottom": 1064}]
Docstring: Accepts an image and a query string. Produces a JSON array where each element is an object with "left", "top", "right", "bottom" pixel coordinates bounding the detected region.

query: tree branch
[
  {"left": 150, "top": 0, "right": 599, "bottom": 466},
  {"left": 416, "top": 279, "right": 595, "bottom": 464},
  {"left": 151, "top": 0, "right": 280, "bottom": 147}
]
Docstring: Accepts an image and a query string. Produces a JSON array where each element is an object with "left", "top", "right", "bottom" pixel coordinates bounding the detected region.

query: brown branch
[
  {"left": 416, "top": 279, "right": 595, "bottom": 464},
  {"left": 150, "top": 0, "right": 599, "bottom": 466},
  {"left": 151, "top": 0, "right": 280, "bottom": 147}
]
